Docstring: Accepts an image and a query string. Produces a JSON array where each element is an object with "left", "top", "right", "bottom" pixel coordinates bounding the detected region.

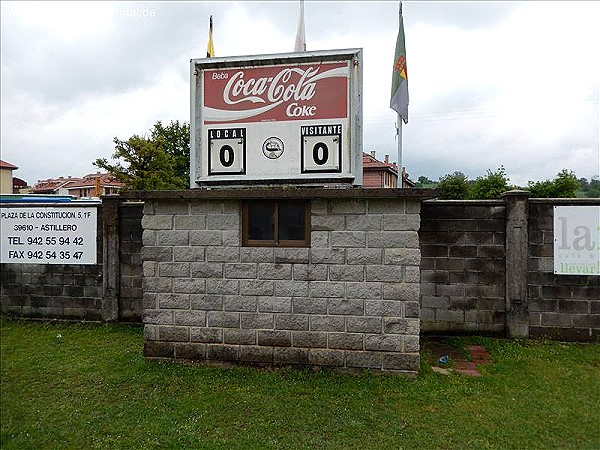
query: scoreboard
[{"left": 190, "top": 49, "right": 363, "bottom": 186}]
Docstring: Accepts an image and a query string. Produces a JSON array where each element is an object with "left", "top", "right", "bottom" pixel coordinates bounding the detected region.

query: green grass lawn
[{"left": 1, "top": 318, "right": 599, "bottom": 449}]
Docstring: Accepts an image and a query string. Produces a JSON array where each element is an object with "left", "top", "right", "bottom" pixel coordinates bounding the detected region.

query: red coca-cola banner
[{"left": 203, "top": 62, "right": 348, "bottom": 124}]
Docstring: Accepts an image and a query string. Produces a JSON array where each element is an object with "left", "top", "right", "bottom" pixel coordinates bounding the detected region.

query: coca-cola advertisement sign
[
  {"left": 190, "top": 49, "right": 363, "bottom": 186},
  {"left": 203, "top": 62, "right": 348, "bottom": 124}
]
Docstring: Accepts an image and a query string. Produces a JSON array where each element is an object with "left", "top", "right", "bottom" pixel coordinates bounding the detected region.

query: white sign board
[
  {"left": 190, "top": 49, "right": 363, "bottom": 187},
  {"left": 0, "top": 206, "right": 98, "bottom": 265},
  {"left": 553, "top": 205, "right": 600, "bottom": 275}
]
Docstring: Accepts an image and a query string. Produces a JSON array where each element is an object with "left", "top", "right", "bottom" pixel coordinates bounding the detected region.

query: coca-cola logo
[
  {"left": 203, "top": 63, "right": 348, "bottom": 124},
  {"left": 223, "top": 67, "right": 318, "bottom": 105}
]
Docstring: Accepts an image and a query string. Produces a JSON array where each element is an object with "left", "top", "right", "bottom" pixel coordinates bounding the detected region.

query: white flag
[{"left": 294, "top": 0, "right": 306, "bottom": 52}]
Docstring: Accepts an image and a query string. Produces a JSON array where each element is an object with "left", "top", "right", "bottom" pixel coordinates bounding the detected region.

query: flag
[
  {"left": 206, "top": 15, "right": 215, "bottom": 57},
  {"left": 390, "top": 2, "right": 408, "bottom": 124},
  {"left": 294, "top": 0, "right": 306, "bottom": 52}
]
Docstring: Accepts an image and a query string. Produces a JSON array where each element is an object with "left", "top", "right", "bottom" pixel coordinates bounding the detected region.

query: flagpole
[
  {"left": 206, "top": 15, "right": 214, "bottom": 57},
  {"left": 294, "top": 0, "right": 306, "bottom": 52},
  {"left": 390, "top": 0, "right": 408, "bottom": 188},
  {"left": 397, "top": 115, "right": 403, "bottom": 188}
]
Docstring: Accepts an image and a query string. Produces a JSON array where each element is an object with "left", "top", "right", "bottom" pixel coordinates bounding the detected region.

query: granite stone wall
[{"left": 139, "top": 192, "right": 423, "bottom": 373}]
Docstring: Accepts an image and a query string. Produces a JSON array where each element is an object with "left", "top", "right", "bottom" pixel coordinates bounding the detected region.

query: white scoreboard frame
[{"left": 190, "top": 49, "right": 363, "bottom": 187}]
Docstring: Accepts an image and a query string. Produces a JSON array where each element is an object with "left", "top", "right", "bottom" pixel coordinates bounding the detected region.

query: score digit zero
[{"left": 301, "top": 124, "right": 342, "bottom": 173}]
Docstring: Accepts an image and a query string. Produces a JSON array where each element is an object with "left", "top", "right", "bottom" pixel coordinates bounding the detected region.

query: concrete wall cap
[
  {"left": 120, "top": 187, "right": 438, "bottom": 201},
  {"left": 501, "top": 190, "right": 531, "bottom": 198},
  {"left": 529, "top": 198, "right": 600, "bottom": 205}
]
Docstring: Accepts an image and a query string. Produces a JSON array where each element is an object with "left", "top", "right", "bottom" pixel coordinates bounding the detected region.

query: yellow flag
[{"left": 207, "top": 16, "right": 214, "bottom": 57}]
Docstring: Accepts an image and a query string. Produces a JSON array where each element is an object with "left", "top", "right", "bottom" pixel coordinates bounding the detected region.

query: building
[
  {"left": 0, "top": 160, "right": 18, "bottom": 194},
  {"left": 362, "top": 152, "right": 414, "bottom": 188},
  {"left": 31, "top": 176, "right": 82, "bottom": 195},
  {"left": 31, "top": 173, "right": 123, "bottom": 198},
  {"left": 64, "top": 173, "right": 123, "bottom": 198},
  {"left": 12, "top": 177, "right": 29, "bottom": 194}
]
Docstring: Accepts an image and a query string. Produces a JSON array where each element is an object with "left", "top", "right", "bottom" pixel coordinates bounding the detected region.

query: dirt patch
[{"left": 422, "top": 338, "right": 494, "bottom": 376}]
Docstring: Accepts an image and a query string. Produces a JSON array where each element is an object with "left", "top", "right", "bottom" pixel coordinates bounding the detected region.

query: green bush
[
  {"left": 586, "top": 176, "right": 600, "bottom": 197},
  {"left": 470, "top": 166, "right": 510, "bottom": 199},
  {"left": 437, "top": 171, "right": 470, "bottom": 199},
  {"left": 527, "top": 169, "right": 579, "bottom": 198}
]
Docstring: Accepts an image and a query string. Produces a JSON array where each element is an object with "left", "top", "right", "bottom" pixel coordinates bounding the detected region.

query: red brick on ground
[
  {"left": 466, "top": 345, "right": 494, "bottom": 365},
  {"left": 453, "top": 361, "right": 482, "bottom": 377},
  {"left": 424, "top": 339, "right": 495, "bottom": 377}
]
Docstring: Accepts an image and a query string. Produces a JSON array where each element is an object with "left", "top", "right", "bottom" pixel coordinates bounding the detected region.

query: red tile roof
[
  {"left": 362, "top": 152, "right": 398, "bottom": 173},
  {"left": 31, "top": 177, "right": 80, "bottom": 193},
  {"left": 0, "top": 160, "right": 18, "bottom": 170},
  {"left": 31, "top": 173, "right": 123, "bottom": 194},
  {"left": 65, "top": 173, "right": 123, "bottom": 189},
  {"left": 12, "top": 177, "right": 28, "bottom": 188},
  {"left": 362, "top": 152, "right": 415, "bottom": 188}
]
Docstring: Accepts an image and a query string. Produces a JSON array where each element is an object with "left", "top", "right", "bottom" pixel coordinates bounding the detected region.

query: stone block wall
[
  {"left": 118, "top": 202, "right": 144, "bottom": 321},
  {"left": 0, "top": 200, "right": 144, "bottom": 323},
  {"left": 420, "top": 200, "right": 506, "bottom": 335},
  {"left": 4, "top": 193, "right": 597, "bottom": 347},
  {"left": 528, "top": 200, "right": 600, "bottom": 341},
  {"left": 0, "top": 208, "right": 104, "bottom": 320},
  {"left": 139, "top": 190, "right": 424, "bottom": 374}
]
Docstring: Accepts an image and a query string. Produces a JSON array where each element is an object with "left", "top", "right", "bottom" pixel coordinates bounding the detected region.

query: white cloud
[
  {"left": 6, "top": 1, "right": 115, "bottom": 41},
  {"left": 1, "top": 1, "right": 598, "bottom": 187}
]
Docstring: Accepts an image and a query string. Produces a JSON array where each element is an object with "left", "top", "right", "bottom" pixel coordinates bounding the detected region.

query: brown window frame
[{"left": 242, "top": 200, "right": 311, "bottom": 247}]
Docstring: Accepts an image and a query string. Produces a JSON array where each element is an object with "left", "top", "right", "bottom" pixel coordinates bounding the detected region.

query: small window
[{"left": 242, "top": 200, "right": 310, "bottom": 247}]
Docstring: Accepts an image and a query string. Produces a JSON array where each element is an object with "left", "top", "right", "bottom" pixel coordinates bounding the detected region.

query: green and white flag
[{"left": 390, "top": 2, "right": 408, "bottom": 124}]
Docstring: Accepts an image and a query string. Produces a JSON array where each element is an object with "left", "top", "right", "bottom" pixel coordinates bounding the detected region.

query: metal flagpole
[
  {"left": 391, "top": 1, "right": 407, "bottom": 188},
  {"left": 397, "top": 115, "right": 403, "bottom": 188}
]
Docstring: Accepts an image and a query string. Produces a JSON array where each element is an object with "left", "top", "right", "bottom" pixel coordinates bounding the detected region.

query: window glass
[
  {"left": 248, "top": 202, "right": 274, "bottom": 240},
  {"left": 279, "top": 202, "right": 306, "bottom": 241},
  {"left": 243, "top": 200, "right": 309, "bottom": 247}
]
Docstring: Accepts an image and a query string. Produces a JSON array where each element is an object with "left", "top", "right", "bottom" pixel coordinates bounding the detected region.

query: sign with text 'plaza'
[
  {"left": 553, "top": 206, "right": 600, "bottom": 275},
  {"left": 190, "top": 49, "right": 363, "bottom": 186},
  {"left": 0, "top": 206, "right": 98, "bottom": 265}
]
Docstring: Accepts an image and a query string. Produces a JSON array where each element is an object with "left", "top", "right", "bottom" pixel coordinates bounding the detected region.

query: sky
[{"left": 1, "top": 0, "right": 599, "bottom": 187}]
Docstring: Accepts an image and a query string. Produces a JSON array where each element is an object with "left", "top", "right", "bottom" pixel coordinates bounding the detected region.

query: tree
[
  {"left": 415, "top": 175, "right": 435, "bottom": 188},
  {"left": 578, "top": 177, "right": 589, "bottom": 191},
  {"left": 94, "top": 121, "right": 190, "bottom": 190},
  {"left": 150, "top": 120, "right": 190, "bottom": 184},
  {"left": 552, "top": 169, "right": 580, "bottom": 197},
  {"left": 526, "top": 179, "right": 555, "bottom": 198},
  {"left": 585, "top": 176, "right": 600, "bottom": 198},
  {"left": 469, "top": 166, "right": 510, "bottom": 199},
  {"left": 527, "top": 169, "right": 579, "bottom": 198},
  {"left": 435, "top": 167, "right": 586, "bottom": 200},
  {"left": 437, "top": 171, "right": 470, "bottom": 199}
]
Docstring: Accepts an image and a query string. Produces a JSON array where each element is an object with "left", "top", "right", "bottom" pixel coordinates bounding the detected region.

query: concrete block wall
[
  {"left": 140, "top": 192, "right": 423, "bottom": 373},
  {"left": 528, "top": 200, "right": 600, "bottom": 341},
  {"left": 0, "top": 200, "right": 144, "bottom": 323},
  {"left": 4, "top": 193, "right": 597, "bottom": 348},
  {"left": 420, "top": 200, "right": 506, "bottom": 335},
  {"left": 0, "top": 209, "right": 104, "bottom": 320},
  {"left": 118, "top": 202, "right": 144, "bottom": 321}
]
